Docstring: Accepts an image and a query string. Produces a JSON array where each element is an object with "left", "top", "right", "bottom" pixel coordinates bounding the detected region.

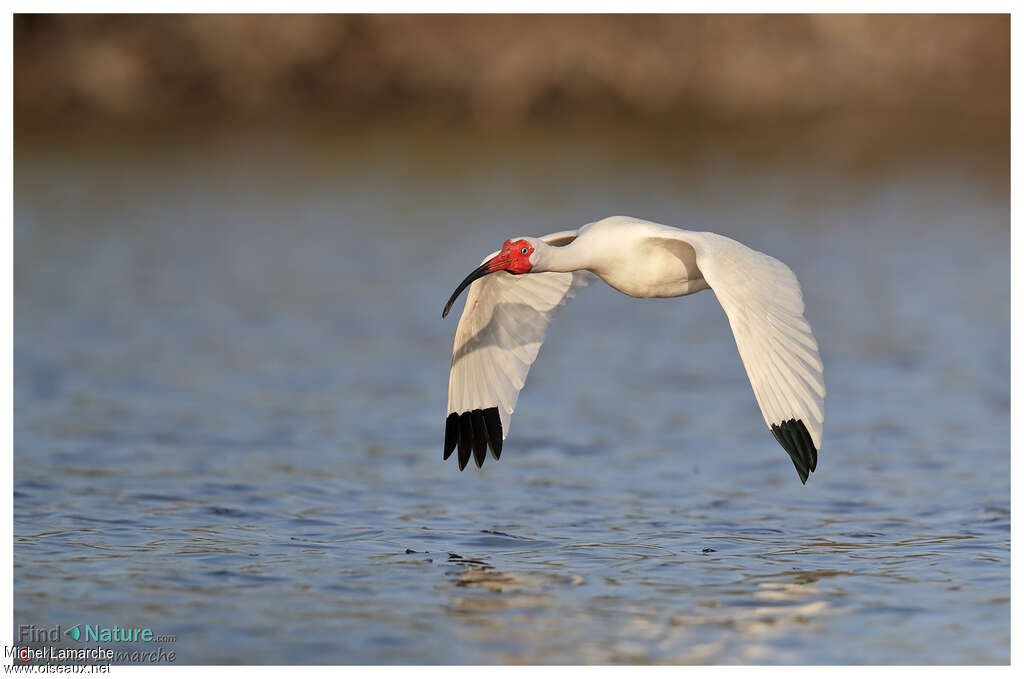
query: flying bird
[{"left": 441, "top": 216, "right": 825, "bottom": 483}]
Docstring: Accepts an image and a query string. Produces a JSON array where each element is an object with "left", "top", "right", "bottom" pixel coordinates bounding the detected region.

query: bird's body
[
  {"left": 441, "top": 216, "right": 826, "bottom": 484},
  {"left": 554, "top": 218, "right": 709, "bottom": 298}
]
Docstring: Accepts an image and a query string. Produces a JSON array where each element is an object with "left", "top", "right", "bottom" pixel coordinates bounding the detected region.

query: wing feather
[
  {"left": 444, "top": 230, "right": 592, "bottom": 469},
  {"left": 657, "top": 229, "right": 826, "bottom": 483}
]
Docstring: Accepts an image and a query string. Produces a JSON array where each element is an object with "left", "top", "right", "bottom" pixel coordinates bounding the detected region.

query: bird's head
[
  {"left": 442, "top": 238, "right": 539, "bottom": 318},
  {"left": 490, "top": 238, "right": 538, "bottom": 275}
]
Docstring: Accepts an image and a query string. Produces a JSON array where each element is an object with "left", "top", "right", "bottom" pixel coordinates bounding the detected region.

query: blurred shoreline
[
  {"left": 15, "top": 14, "right": 1008, "bottom": 195},
  {"left": 15, "top": 15, "right": 1008, "bottom": 138}
]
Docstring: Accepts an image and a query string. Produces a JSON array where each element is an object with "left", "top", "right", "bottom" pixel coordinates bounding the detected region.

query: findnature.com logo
[{"left": 17, "top": 625, "right": 175, "bottom": 644}]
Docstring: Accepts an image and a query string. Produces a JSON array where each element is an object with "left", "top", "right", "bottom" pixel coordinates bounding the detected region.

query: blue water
[{"left": 14, "top": 126, "right": 1009, "bottom": 664}]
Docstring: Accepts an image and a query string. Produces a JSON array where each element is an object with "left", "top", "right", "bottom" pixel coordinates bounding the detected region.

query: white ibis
[{"left": 441, "top": 216, "right": 825, "bottom": 483}]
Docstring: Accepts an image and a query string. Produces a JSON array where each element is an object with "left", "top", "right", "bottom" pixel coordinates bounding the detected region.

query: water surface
[{"left": 14, "top": 126, "right": 1009, "bottom": 663}]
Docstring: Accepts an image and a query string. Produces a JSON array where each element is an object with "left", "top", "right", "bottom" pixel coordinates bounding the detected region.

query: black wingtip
[
  {"left": 470, "top": 410, "right": 488, "bottom": 468},
  {"left": 445, "top": 407, "right": 503, "bottom": 469},
  {"left": 443, "top": 413, "right": 459, "bottom": 460},
  {"left": 483, "top": 408, "right": 503, "bottom": 460},
  {"left": 770, "top": 418, "right": 818, "bottom": 484},
  {"left": 457, "top": 412, "right": 473, "bottom": 470}
]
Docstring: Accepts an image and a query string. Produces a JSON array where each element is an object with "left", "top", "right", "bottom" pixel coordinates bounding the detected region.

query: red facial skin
[{"left": 487, "top": 239, "right": 534, "bottom": 275}]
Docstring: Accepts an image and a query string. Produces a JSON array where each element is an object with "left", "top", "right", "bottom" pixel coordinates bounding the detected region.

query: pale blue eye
[{"left": 521, "top": 247, "right": 528, "bottom": 255}]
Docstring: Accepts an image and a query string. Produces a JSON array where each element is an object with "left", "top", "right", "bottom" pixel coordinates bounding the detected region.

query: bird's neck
[{"left": 535, "top": 241, "right": 590, "bottom": 274}]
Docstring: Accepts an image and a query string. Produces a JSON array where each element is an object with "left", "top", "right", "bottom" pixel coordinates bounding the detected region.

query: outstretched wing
[
  {"left": 655, "top": 229, "right": 826, "bottom": 483},
  {"left": 444, "top": 230, "right": 591, "bottom": 470}
]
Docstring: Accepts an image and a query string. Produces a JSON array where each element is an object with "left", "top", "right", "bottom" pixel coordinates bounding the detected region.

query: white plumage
[{"left": 442, "top": 216, "right": 825, "bottom": 483}]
